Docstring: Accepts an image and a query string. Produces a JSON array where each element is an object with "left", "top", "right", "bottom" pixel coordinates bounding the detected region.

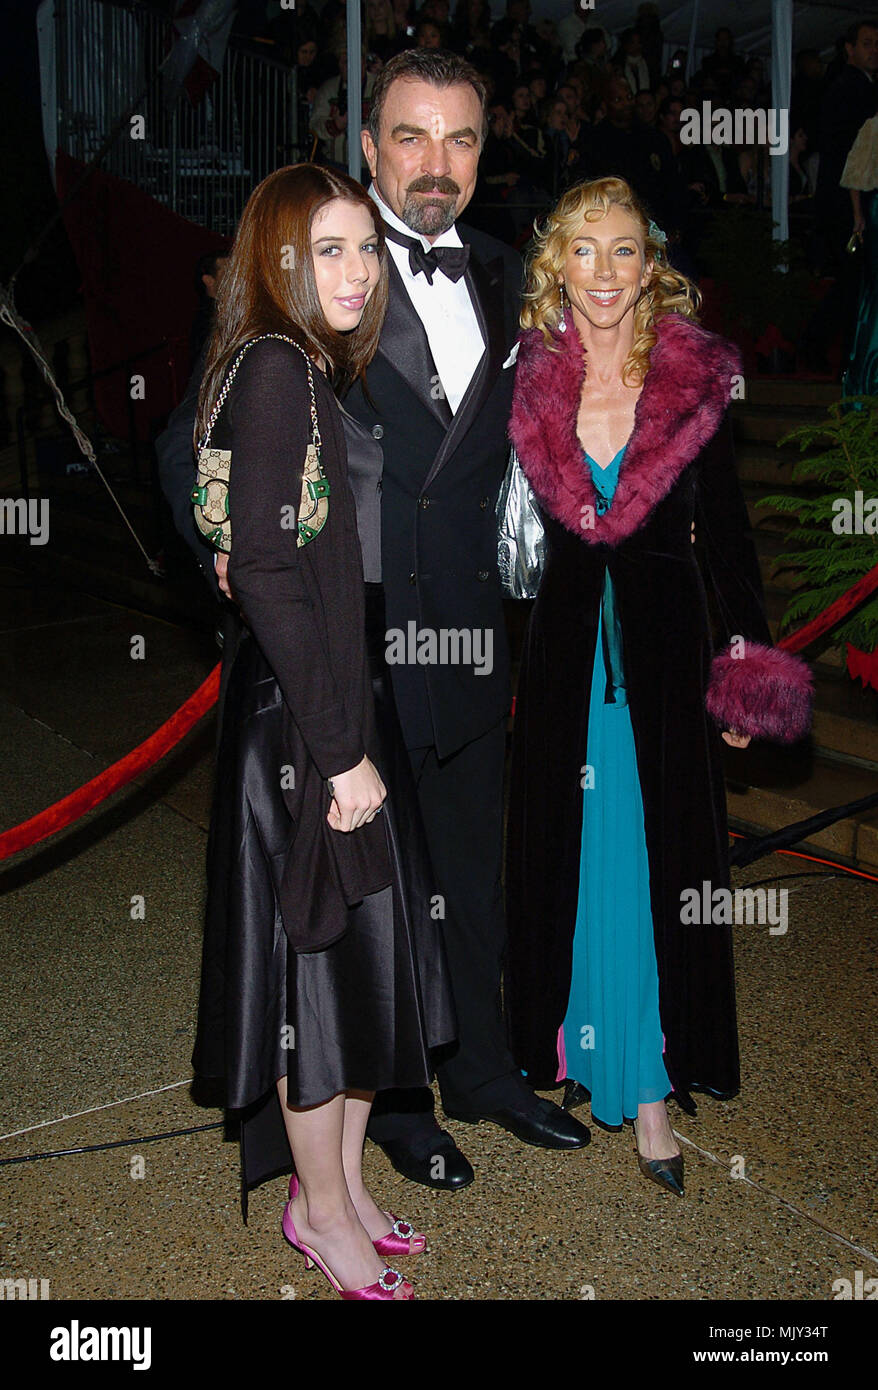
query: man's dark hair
[
  {"left": 195, "top": 251, "right": 224, "bottom": 291},
  {"left": 367, "top": 46, "right": 488, "bottom": 143},
  {"left": 657, "top": 95, "right": 682, "bottom": 121},
  {"left": 578, "top": 27, "right": 604, "bottom": 57},
  {"left": 845, "top": 18, "right": 878, "bottom": 46},
  {"left": 602, "top": 70, "right": 631, "bottom": 101},
  {"left": 414, "top": 18, "right": 441, "bottom": 40},
  {"left": 492, "top": 18, "right": 518, "bottom": 49}
]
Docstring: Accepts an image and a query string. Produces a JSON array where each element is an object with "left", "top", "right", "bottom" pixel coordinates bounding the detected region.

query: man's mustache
[{"left": 407, "top": 176, "right": 460, "bottom": 196}]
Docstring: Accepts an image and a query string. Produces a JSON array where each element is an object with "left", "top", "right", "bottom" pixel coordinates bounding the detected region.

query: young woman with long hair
[{"left": 192, "top": 164, "right": 454, "bottom": 1298}]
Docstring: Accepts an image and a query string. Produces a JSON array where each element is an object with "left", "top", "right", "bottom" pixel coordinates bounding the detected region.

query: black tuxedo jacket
[{"left": 344, "top": 222, "right": 522, "bottom": 759}]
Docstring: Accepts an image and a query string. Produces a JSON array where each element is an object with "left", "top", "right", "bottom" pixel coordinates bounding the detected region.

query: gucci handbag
[
  {"left": 496, "top": 446, "right": 546, "bottom": 599},
  {"left": 192, "top": 333, "right": 329, "bottom": 553}
]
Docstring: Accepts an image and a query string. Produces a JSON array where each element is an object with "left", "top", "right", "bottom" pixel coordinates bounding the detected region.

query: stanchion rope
[
  {"left": 0, "top": 662, "right": 219, "bottom": 860},
  {"left": 0, "top": 282, "right": 162, "bottom": 575},
  {"left": 1, "top": 508, "right": 876, "bottom": 867}
]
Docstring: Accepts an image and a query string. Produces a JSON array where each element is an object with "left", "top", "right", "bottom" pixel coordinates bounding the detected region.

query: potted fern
[{"left": 759, "top": 397, "right": 878, "bottom": 689}]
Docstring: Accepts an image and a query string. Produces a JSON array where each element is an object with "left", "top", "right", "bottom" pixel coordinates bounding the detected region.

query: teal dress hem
[
  {"left": 560, "top": 446, "right": 671, "bottom": 1127},
  {"left": 843, "top": 187, "right": 878, "bottom": 399}
]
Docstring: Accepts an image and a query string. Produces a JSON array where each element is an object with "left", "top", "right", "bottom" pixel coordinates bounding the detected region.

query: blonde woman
[{"left": 505, "top": 177, "right": 812, "bottom": 1194}]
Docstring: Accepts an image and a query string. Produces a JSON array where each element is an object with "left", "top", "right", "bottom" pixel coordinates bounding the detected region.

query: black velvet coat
[{"left": 505, "top": 312, "right": 812, "bottom": 1107}]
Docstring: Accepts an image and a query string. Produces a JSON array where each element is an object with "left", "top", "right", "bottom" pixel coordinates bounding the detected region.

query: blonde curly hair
[{"left": 521, "top": 176, "right": 701, "bottom": 386}]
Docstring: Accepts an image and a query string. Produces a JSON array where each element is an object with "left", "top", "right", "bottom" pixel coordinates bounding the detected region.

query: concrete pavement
[{"left": 1, "top": 562, "right": 876, "bottom": 1302}]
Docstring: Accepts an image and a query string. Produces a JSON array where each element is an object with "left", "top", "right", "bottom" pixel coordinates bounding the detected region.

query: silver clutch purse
[{"left": 496, "top": 446, "right": 546, "bottom": 600}]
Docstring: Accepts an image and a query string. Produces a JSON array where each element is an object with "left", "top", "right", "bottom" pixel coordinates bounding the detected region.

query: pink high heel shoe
[
  {"left": 288, "top": 1173, "right": 426, "bottom": 1257},
  {"left": 281, "top": 1201, "right": 414, "bottom": 1301}
]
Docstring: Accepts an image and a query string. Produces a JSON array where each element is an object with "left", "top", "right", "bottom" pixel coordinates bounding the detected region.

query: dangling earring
[{"left": 558, "top": 282, "right": 568, "bottom": 332}]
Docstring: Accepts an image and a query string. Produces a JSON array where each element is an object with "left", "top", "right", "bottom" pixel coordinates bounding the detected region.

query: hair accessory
[
  {"left": 648, "top": 219, "right": 668, "bottom": 246},
  {"left": 558, "top": 282, "right": 568, "bottom": 331}
]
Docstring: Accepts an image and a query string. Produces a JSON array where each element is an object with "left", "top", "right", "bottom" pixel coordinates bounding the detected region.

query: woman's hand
[
  {"left": 721, "top": 730, "right": 751, "bottom": 749},
  {"left": 326, "top": 755, "right": 386, "bottom": 832},
  {"left": 214, "top": 551, "right": 233, "bottom": 600}
]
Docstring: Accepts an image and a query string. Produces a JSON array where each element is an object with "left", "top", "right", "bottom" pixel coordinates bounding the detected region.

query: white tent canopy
[
  {"left": 569, "top": 0, "right": 866, "bottom": 245},
  {"left": 540, "top": 0, "right": 867, "bottom": 58}
]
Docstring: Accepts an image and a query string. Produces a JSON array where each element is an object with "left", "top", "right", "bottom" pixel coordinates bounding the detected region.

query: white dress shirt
[
  {"left": 370, "top": 185, "right": 484, "bottom": 414},
  {"left": 623, "top": 55, "right": 651, "bottom": 95}
]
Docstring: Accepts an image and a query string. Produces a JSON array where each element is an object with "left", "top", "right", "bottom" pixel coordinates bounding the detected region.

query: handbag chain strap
[{"left": 199, "top": 333, "right": 322, "bottom": 452}]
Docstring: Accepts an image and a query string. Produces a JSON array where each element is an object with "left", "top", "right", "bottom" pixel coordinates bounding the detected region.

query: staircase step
[
  {"left": 35, "top": 465, "right": 158, "bottom": 513},
  {"left": 762, "top": 588, "right": 845, "bottom": 670},
  {"left": 12, "top": 530, "right": 214, "bottom": 630},
  {"left": 737, "top": 379, "right": 841, "bottom": 408},
  {"left": 42, "top": 495, "right": 162, "bottom": 554},
  {"left": 810, "top": 668, "right": 878, "bottom": 765},
  {"left": 754, "top": 530, "right": 812, "bottom": 593},
  {"left": 732, "top": 401, "right": 824, "bottom": 445},
  {"left": 745, "top": 493, "right": 799, "bottom": 533},
  {"left": 726, "top": 754, "right": 878, "bottom": 872},
  {"left": 736, "top": 442, "right": 798, "bottom": 487}
]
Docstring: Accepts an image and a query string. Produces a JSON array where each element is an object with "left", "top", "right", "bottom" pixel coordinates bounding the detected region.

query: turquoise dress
[
  {"left": 560, "top": 446, "right": 672, "bottom": 1127},
  {"left": 843, "top": 188, "right": 878, "bottom": 398}
]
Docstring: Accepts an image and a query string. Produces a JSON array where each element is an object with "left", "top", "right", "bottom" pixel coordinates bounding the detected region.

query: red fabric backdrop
[{"left": 56, "top": 151, "right": 230, "bottom": 440}]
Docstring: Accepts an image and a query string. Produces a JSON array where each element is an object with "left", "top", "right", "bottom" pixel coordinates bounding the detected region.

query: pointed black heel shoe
[
  {"left": 561, "top": 1079, "right": 590, "bottom": 1112},
  {"left": 633, "top": 1116, "right": 684, "bottom": 1197},
  {"left": 636, "top": 1150, "right": 685, "bottom": 1197}
]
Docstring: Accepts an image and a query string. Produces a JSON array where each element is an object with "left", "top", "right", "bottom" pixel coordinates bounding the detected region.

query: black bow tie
[{"left": 383, "top": 225, "right": 470, "bottom": 284}]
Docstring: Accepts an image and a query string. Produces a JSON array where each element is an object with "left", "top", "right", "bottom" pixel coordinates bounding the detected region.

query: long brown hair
[
  {"left": 195, "top": 164, "right": 388, "bottom": 443},
  {"left": 521, "top": 176, "right": 701, "bottom": 386}
]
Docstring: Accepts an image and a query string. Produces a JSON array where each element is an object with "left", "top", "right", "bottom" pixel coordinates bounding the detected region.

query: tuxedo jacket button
[
  {"left": 419, "top": 496, "right": 431, "bottom": 509},
  {"left": 479, "top": 496, "right": 489, "bottom": 509},
  {"left": 477, "top": 569, "right": 489, "bottom": 582},
  {"left": 409, "top": 572, "right": 416, "bottom": 585},
  {"left": 371, "top": 424, "right": 384, "bottom": 439}
]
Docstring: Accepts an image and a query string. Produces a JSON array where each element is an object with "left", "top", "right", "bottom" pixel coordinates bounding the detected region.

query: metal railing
[{"left": 50, "top": 0, "right": 302, "bottom": 235}]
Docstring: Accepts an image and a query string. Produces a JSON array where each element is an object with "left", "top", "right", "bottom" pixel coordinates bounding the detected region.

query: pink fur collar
[{"left": 508, "top": 312, "right": 742, "bottom": 546}]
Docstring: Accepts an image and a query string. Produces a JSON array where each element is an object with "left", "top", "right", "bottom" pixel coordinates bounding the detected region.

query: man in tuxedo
[
  {"left": 805, "top": 18, "right": 878, "bottom": 371},
  {"left": 815, "top": 17, "right": 878, "bottom": 267},
  {"left": 347, "top": 48, "right": 590, "bottom": 1190}
]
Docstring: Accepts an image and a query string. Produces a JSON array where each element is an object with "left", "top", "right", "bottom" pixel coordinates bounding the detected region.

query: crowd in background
[{"left": 203, "top": 2, "right": 876, "bottom": 289}]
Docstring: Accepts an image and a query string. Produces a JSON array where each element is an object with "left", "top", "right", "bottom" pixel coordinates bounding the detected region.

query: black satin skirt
[{"left": 192, "top": 585, "right": 456, "bottom": 1207}]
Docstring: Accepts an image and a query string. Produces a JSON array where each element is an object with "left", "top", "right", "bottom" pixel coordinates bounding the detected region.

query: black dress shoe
[
  {"left": 377, "top": 1128, "right": 475, "bottom": 1191},
  {"left": 445, "top": 1095, "right": 590, "bottom": 1150}
]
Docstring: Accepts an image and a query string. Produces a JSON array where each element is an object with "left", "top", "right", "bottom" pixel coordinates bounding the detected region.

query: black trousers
[
  {"left": 367, "top": 716, "right": 522, "bottom": 1140},
  {"left": 804, "top": 202, "right": 861, "bottom": 370}
]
